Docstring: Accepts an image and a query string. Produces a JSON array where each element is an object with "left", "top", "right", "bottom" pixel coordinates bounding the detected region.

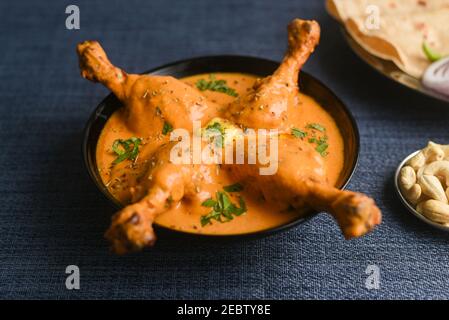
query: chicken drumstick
[
  {"left": 227, "top": 19, "right": 320, "bottom": 130},
  {"left": 77, "top": 41, "right": 220, "bottom": 135}
]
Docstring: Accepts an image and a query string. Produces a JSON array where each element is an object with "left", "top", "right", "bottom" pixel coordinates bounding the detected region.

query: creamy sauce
[{"left": 96, "top": 73, "right": 344, "bottom": 235}]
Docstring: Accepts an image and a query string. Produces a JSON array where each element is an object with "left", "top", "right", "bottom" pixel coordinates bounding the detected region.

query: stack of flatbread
[{"left": 326, "top": 0, "right": 449, "bottom": 78}]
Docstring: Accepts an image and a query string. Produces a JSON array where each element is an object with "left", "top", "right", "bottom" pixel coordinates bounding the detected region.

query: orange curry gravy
[{"left": 96, "top": 73, "right": 344, "bottom": 235}]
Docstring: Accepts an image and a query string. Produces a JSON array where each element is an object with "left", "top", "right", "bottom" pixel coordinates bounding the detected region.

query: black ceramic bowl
[{"left": 83, "top": 55, "right": 360, "bottom": 239}]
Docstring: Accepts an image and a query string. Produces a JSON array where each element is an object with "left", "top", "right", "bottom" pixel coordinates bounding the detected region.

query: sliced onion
[{"left": 422, "top": 56, "right": 449, "bottom": 97}]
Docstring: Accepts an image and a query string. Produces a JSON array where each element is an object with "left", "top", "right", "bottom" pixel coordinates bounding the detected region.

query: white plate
[{"left": 342, "top": 29, "right": 449, "bottom": 104}]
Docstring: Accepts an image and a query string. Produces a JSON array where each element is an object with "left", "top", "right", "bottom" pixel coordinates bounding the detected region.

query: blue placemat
[{"left": 1, "top": 0, "right": 449, "bottom": 299}]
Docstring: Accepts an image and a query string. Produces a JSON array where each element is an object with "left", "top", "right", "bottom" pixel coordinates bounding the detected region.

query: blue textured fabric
[{"left": 1, "top": 0, "right": 449, "bottom": 299}]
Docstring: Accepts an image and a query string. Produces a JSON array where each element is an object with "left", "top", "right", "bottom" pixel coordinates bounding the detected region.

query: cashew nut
[
  {"left": 423, "top": 142, "right": 445, "bottom": 163},
  {"left": 399, "top": 166, "right": 416, "bottom": 189},
  {"left": 415, "top": 160, "right": 449, "bottom": 203},
  {"left": 405, "top": 184, "right": 422, "bottom": 205},
  {"left": 407, "top": 151, "right": 425, "bottom": 171},
  {"left": 416, "top": 200, "right": 449, "bottom": 224},
  {"left": 422, "top": 161, "right": 449, "bottom": 186},
  {"left": 427, "top": 141, "right": 449, "bottom": 160},
  {"left": 417, "top": 174, "right": 448, "bottom": 203},
  {"left": 407, "top": 142, "right": 449, "bottom": 172},
  {"left": 399, "top": 166, "right": 421, "bottom": 204},
  {"left": 416, "top": 201, "right": 424, "bottom": 213}
]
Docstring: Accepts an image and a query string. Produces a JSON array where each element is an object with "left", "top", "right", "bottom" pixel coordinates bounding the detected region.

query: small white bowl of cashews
[{"left": 395, "top": 141, "right": 449, "bottom": 231}]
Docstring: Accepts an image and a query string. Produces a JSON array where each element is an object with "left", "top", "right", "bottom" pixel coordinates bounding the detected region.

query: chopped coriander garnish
[
  {"left": 111, "top": 137, "right": 142, "bottom": 165},
  {"left": 200, "top": 210, "right": 222, "bottom": 226},
  {"left": 239, "top": 197, "right": 247, "bottom": 211},
  {"left": 224, "top": 182, "right": 244, "bottom": 192},
  {"left": 290, "top": 123, "right": 329, "bottom": 156},
  {"left": 206, "top": 121, "right": 225, "bottom": 134},
  {"left": 162, "top": 121, "right": 173, "bottom": 135},
  {"left": 315, "top": 141, "right": 329, "bottom": 156},
  {"left": 291, "top": 127, "right": 307, "bottom": 138},
  {"left": 196, "top": 74, "right": 239, "bottom": 97},
  {"left": 306, "top": 123, "right": 326, "bottom": 132},
  {"left": 423, "top": 42, "right": 443, "bottom": 62},
  {"left": 205, "top": 121, "right": 225, "bottom": 147},
  {"left": 201, "top": 198, "right": 216, "bottom": 207},
  {"left": 309, "top": 135, "right": 328, "bottom": 157},
  {"left": 200, "top": 191, "right": 247, "bottom": 227}
]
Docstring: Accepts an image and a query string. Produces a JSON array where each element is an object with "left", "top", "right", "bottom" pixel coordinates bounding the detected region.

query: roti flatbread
[{"left": 326, "top": 0, "right": 449, "bottom": 78}]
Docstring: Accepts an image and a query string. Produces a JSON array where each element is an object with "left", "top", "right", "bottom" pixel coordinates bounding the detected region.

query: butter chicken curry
[{"left": 77, "top": 19, "right": 381, "bottom": 254}]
